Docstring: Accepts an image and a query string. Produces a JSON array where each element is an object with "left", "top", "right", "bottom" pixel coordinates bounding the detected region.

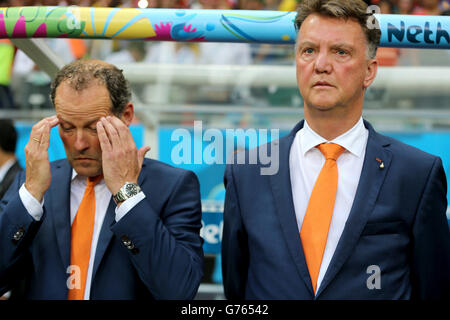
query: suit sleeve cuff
[
  {"left": 115, "top": 191, "right": 146, "bottom": 222},
  {"left": 19, "top": 183, "right": 44, "bottom": 221}
]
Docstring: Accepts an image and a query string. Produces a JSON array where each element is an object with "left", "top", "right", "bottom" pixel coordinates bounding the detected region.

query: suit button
[
  {"left": 12, "top": 227, "right": 25, "bottom": 243},
  {"left": 121, "top": 235, "right": 138, "bottom": 254},
  {"left": 121, "top": 235, "right": 135, "bottom": 249},
  {"left": 121, "top": 235, "right": 131, "bottom": 246}
]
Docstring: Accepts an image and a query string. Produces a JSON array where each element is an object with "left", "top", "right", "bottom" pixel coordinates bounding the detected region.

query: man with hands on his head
[{"left": 0, "top": 59, "right": 204, "bottom": 300}]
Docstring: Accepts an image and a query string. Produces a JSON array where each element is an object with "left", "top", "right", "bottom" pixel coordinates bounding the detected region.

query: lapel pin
[{"left": 375, "top": 158, "right": 384, "bottom": 170}]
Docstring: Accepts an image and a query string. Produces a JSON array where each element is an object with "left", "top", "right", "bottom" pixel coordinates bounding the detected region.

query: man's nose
[
  {"left": 74, "top": 130, "right": 89, "bottom": 151},
  {"left": 314, "top": 50, "right": 332, "bottom": 74}
]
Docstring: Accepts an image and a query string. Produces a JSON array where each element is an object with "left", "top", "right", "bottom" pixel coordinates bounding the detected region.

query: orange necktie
[
  {"left": 68, "top": 175, "right": 102, "bottom": 300},
  {"left": 300, "top": 143, "right": 345, "bottom": 294}
]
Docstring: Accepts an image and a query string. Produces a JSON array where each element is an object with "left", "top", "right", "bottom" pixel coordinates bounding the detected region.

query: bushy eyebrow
[
  {"left": 297, "top": 41, "right": 317, "bottom": 50},
  {"left": 297, "top": 41, "right": 355, "bottom": 53},
  {"left": 330, "top": 43, "right": 355, "bottom": 52}
]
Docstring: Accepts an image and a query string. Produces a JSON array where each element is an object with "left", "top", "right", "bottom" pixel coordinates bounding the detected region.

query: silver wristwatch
[{"left": 113, "top": 182, "right": 141, "bottom": 204}]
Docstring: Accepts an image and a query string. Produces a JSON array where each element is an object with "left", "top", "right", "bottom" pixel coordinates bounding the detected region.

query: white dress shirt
[
  {"left": 289, "top": 117, "right": 368, "bottom": 295},
  {"left": 18, "top": 170, "right": 145, "bottom": 300}
]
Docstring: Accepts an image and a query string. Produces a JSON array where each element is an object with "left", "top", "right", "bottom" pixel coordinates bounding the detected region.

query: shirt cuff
[
  {"left": 19, "top": 184, "right": 44, "bottom": 221},
  {"left": 115, "top": 191, "right": 146, "bottom": 222}
]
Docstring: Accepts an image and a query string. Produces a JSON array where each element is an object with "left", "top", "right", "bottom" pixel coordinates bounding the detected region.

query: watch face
[
  {"left": 125, "top": 183, "right": 139, "bottom": 196},
  {"left": 114, "top": 183, "right": 141, "bottom": 204}
]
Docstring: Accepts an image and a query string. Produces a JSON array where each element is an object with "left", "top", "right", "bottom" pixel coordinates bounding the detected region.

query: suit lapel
[
  {"left": 91, "top": 161, "right": 149, "bottom": 282},
  {"left": 48, "top": 160, "right": 73, "bottom": 269},
  {"left": 269, "top": 120, "right": 315, "bottom": 296},
  {"left": 316, "top": 121, "right": 392, "bottom": 297}
]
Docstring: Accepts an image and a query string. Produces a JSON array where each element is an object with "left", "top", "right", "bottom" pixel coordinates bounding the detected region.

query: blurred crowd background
[{"left": 0, "top": 0, "right": 449, "bottom": 110}]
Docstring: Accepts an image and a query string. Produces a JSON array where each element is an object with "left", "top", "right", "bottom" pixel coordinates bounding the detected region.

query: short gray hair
[{"left": 294, "top": 0, "right": 381, "bottom": 59}]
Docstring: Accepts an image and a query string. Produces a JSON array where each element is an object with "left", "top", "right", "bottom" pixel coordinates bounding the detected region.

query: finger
[
  {"left": 45, "top": 114, "right": 58, "bottom": 123},
  {"left": 107, "top": 116, "right": 135, "bottom": 148},
  {"left": 28, "top": 116, "right": 56, "bottom": 146},
  {"left": 28, "top": 125, "right": 45, "bottom": 150},
  {"left": 110, "top": 116, "right": 136, "bottom": 149},
  {"left": 30, "top": 119, "right": 49, "bottom": 139},
  {"left": 47, "top": 115, "right": 59, "bottom": 128},
  {"left": 101, "top": 117, "right": 121, "bottom": 148},
  {"left": 96, "top": 120, "right": 112, "bottom": 153},
  {"left": 108, "top": 116, "right": 130, "bottom": 140},
  {"left": 40, "top": 117, "right": 59, "bottom": 150},
  {"left": 137, "top": 146, "right": 151, "bottom": 168},
  {"left": 32, "top": 115, "right": 58, "bottom": 132},
  {"left": 25, "top": 125, "right": 47, "bottom": 168},
  {"left": 40, "top": 122, "right": 52, "bottom": 150}
]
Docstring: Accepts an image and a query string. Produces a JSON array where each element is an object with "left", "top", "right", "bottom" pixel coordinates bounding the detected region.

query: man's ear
[
  {"left": 121, "top": 103, "right": 134, "bottom": 127},
  {"left": 363, "top": 58, "right": 378, "bottom": 89}
]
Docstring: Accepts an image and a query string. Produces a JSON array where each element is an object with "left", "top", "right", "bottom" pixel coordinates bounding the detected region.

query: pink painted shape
[
  {"left": 149, "top": 22, "right": 173, "bottom": 41},
  {"left": 33, "top": 23, "right": 47, "bottom": 37},
  {"left": 183, "top": 24, "right": 197, "bottom": 33},
  {"left": 0, "top": 13, "right": 7, "bottom": 38},
  {"left": 12, "top": 16, "right": 27, "bottom": 38}
]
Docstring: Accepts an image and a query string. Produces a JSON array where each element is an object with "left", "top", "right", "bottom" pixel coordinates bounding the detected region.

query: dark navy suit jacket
[
  {"left": 222, "top": 120, "right": 450, "bottom": 299},
  {"left": 0, "top": 158, "right": 204, "bottom": 299}
]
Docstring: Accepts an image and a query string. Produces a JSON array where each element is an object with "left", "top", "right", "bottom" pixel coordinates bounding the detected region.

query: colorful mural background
[{"left": 0, "top": 7, "right": 449, "bottom": 48}]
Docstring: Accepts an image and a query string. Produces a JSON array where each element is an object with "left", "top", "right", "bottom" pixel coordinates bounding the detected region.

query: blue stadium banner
[{"left": 0, "top": 7, "right": 449, "bottom": 48}]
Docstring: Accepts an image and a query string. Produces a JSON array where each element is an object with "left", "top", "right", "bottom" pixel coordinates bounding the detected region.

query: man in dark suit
[
  {"left": 0, "top": 119, "right": 22, "bottom": 200},
  {"left": 222, "top": 0, "right": 450, "bottom": 299},
  {"left": 0, "top": 59, "right": 204, "bottom": 299}
]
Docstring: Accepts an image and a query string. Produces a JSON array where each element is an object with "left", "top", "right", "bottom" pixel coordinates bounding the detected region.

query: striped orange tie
[
  {"left": 300, "top": 143, "right": 345, "bottom": 294},
  {"left": 68, "top": 175, "right": 102, "bottom": 300}
]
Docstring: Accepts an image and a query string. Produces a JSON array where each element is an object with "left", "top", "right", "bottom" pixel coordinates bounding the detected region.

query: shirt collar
[
  {"left": 299, "top": 117, "right": 367, "bottom": 158},
  {"left": 71, "top": 169, "right": 77, "bottom": 181},
  {"left": 71, "top": 169, "right": 104, "bottom": 185}
]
